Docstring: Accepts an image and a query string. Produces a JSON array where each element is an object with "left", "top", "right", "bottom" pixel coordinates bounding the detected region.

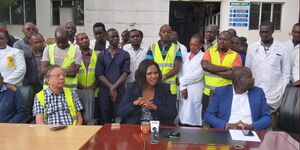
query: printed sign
[{"left": 229, "top": 1, "right": 250, "bottom": 27}]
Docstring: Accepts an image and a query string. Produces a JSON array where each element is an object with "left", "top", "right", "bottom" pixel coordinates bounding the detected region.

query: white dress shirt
[
  {"left": 284, "top": 40, "right": 299, "bottom": 73},
  {"left": 245, "top": 40, "right": 290, "bottom": 109},
  {"left": 0, "top": 46, "right": 26, "bottom": 86},
  {"left": 123, "top": 43, "right": 147, "bottom": 83},
  {"left": 292, "top": 49, "right": 299, "bottom": 82},
  {"left": 228, "top": 88, "right": 253, "bottom": 124}
]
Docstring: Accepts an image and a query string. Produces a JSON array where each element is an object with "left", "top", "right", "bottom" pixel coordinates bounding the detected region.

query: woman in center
[{"left": 118, "top": 59, "right": 177, "bottom": 125}]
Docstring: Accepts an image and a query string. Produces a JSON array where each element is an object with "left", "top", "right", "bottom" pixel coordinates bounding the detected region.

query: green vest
[
  {"left": 151, "top": 42, "right": 179, "bottom": 94},
  {"left": 43, "top": 44, "right": 78, "bottom": 90},
  {"left": 36, "top": 88, "right": 77, "bottom": 125},
  {"left": 203, "top": 47, "right": 238, "bottom": 96},
  {"left": 77, "top": 50, "right": 99, "bottom": 97}
]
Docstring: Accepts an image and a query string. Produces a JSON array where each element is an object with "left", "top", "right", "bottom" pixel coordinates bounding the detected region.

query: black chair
[
  {"left": 75, "top": 89, "right": 99, "bottom": 125},
  {"left": 278, "top": 84, "right": 299, "bottom": 141},
  {"left": 18, "top": 86, "right": 35, "bottom": 115}
]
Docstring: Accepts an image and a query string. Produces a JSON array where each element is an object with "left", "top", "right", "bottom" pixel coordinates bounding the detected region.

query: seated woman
[{"left": 118, "top": 59, "right": 177, "bottom": 125}]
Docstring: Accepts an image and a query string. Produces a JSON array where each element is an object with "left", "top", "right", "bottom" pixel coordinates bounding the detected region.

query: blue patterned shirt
[{"left": 32, "top": 88, "right": 83, "bottom": 125}]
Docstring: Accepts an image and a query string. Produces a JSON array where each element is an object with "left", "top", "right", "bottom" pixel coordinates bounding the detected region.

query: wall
[
  {"left": 84, "top": 0, "right": 170, "bottom": 47},
  {"left": 219, "top": 0, "right": 299, "bottom": 44},
  {"left": 5, "top": 0, "right": 299, "bottom": 47}
]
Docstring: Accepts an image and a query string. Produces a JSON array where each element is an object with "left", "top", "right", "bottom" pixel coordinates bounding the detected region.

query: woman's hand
[
  {"left": 143, "top": 100, "right": 157, "bottom": 110},
  {"left": 133, "top": 97, "right": 146, "bottom": 106}
]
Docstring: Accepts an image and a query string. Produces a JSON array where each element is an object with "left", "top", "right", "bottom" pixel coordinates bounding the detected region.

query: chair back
[
  {"left": 75, "top": 89, "right": 95, "bottom": 125},
  {"left": 279, "top": 84, "right": 299, "bottom": 133},
  {"left": 18, "top": 86, "right": 35, "bottom": 116}
]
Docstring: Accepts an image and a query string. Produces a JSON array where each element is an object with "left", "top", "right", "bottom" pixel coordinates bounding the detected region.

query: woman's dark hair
[{"left": 134, "top": 59, "right": 162, "bottom": 92}]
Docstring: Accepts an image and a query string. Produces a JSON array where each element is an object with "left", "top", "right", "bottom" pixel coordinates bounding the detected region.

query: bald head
[
  {"left": 232, "top": 67, "right": 251, "bottom": 80},
  {"left": 22, "top": 22, "right": 37, "bottom": 38},
  {"left": 205, "top": 24, "right": 219, "bottom": 42},
  {"left": 159, "top": 24, "right": 172, "bottom": 42},
  {"left": 170, "top": 31, "right": 178, "bottom": 44},
  {"left": 232, "top": 67, "right": 254, "bottom": 91},
  {"left": 55, "top": 27, "right": 69, "bottom": 49}
]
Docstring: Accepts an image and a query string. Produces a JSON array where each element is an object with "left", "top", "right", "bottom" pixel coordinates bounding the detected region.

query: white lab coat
[
  {"left": 284, "top": 40, "right": 299, "bottom": 75},
  {"left": 179, "top": 51, "right": 204, "bottom": 126},
  {"left": 292, "top": 49, "right": 299, "bottom": 82},
  {"left": 245, "top": 40, "right": 290, "bottom": 110}
]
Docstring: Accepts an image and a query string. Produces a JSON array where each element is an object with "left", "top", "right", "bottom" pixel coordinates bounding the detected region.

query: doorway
[{"left": 169, "top": 1, "right": 221, "bottom": 49}]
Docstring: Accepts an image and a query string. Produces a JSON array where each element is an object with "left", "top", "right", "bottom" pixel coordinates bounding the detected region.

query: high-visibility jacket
[
  {"left": 77, "top": 50, "right": 99, "bottom": 97},
  {"left": 36, "top": 88, "right": 77, "bottom": 125},
  {"left": 43, "top": 44, "right": 78, "bottom": 90},
  {"left": 203, "top": 47, "right": 238, "bottom": 96},
  {"left": 150, "top": 42, "right": 179, "bottom": 94}
]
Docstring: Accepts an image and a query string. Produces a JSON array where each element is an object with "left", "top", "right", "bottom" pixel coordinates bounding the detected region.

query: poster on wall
[{"left": 229, "top": 0, "right": 250, "bottom": 27}]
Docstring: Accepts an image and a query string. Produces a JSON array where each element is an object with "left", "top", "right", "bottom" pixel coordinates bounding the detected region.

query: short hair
[
  {"left": 54, "top": 27, "right": 68, "bottom": 37},
  {"left": 191, "top": 33, "right": 204, "bottom": 44},
  {"left": 293, "top": 22, "right": 300, "bottom": 28},
  {"left": 29, "top": 32, "right": 44, "bottom": 40},
  {"left": 93, "top": 22, "right": 106, "bottom": 32},
  {"left": 45, "top": 65, "right": 62, "bottom": 79},
  {"left": 159, "top": 24, "right": 172, "bottom": 32},
  {"left": 232, "top": 67, "right": 251, "bottom": 82},
  {"left": 205, "top": 24, "right": 218, "bottom": 31},
  {"left": 134, "top": 59, "right": 162, "bottom": 92},
  {"left": 260, "top": 21, "right": 274, "bottom": 31},
  {"left": 129, "top": 29, "right": 143, "bottom": 38},
  {"left": 65, "top": 22, "right": 75, "bottom": 27},
  {"left": 107, "top": 28, "right": 118, "bottom": 35}
]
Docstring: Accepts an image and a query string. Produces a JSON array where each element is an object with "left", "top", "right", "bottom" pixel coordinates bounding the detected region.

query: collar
[
  {"left": 0, "top": 84, "right": 7, "bottom": 92},
  {"left": 158, "top": 40, "right": 172, "bottom": 48},
  {"left": 292, "top": 40, "right": 300, "bottom": 47},
  {"left": 106, "top": 47, "right": 121, "bottom": 55},
  {"left": 45, "top": 88, "right": 63, "bottom": 95},
  {"left": 81, "top": 49, "right": 92, "bottom": 55},
  {"left": 215, "top": 48, "right": 234, "bottom": 54}
]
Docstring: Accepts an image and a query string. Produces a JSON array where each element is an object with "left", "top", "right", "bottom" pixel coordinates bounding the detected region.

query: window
[
  {"left": 249, "top": 3, "right": 282, "bottom": 30},
  {"left": 0, "top": 0, "right": 36, "bottom": 25},
  {"left": 52, "top": 0, "right": 84, "bottom": 26}
]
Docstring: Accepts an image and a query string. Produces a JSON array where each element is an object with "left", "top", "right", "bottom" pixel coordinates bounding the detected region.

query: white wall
[
  {"left": 6, "top": 0, "right": 299, "bottom": 46},
  {"left": 84, "top": 0, "right": 170, "bottom": 48},
  {"left": 219, "top": 0, "right": 299, "bottom": 44}
]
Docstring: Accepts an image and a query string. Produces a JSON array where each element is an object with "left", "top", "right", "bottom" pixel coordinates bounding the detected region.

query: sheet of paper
[{"left": 229, "top": 130, "right": 261, "bottom": 142}]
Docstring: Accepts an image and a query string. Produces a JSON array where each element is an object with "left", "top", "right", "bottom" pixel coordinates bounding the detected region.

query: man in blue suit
[{"left": 204, "top": 67, "right": 271, "bottom": 130}]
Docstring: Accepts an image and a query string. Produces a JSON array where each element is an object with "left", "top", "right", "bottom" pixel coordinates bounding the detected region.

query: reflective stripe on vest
[
  {"left": 77, "top": 50, "right": 99, "bottom": 97},
  {"left": 43, "top": 44, "right": 78, "bottom": 90},
  {"left": 151, "top": 43, "right": 179, "bottom": 94},
  {"left": 36, "top": 88, "right": 77, "bottom": 125},
  {"left": 203, "top": 47, "right": 237, "bottom": 96}
]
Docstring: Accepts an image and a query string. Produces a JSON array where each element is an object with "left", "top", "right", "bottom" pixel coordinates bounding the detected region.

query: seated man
[
  {"left": 32, "top": 66, "right": 83, "bottom": 125},
  {"left": 204, "top": 67, "right": 271, "bottom": 130},
  {"left": 0, "top": 73, "right": 28, "bottom": 123}
]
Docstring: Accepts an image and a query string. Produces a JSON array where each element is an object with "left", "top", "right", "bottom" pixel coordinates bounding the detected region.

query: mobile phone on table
[
  {"left": 50, "top": 125, "right": 67, "bottom": 131},
  {"left": 242, "top": 130, "right": 254, "bottom": 136}
]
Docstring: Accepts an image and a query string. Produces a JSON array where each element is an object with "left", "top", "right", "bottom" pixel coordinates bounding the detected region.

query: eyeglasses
[{"left": 48, "top": 73, "right": 66, "bottom": 78}]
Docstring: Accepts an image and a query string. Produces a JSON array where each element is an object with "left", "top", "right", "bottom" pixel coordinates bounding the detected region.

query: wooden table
[
  {"left": 0, "top": 123, "right": 101, "bottom": 150},
  {"left": 80, "top": 124, "right": 300, "bottom": 150}
]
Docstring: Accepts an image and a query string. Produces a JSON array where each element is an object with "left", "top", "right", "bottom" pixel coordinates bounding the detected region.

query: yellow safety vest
[
  {"left": 43, "top": 44, "right": 78, "bottom": 90},
  {"left": 151, "top": 43, "right": 179, "bottom": 94},
  {"left": 203, "top": 47, "right": 238, "bottom": 96},
  {"left": 77, "top": 50, "right": 99, "bottom": 97},
  {"left": 36, "top": 88, "right": 77, "bottom": 125}
]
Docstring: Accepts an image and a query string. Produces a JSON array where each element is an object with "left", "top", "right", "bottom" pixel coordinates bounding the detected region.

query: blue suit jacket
[{"left": 204, "top": 85, "right": 271, "bottom": 130}]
